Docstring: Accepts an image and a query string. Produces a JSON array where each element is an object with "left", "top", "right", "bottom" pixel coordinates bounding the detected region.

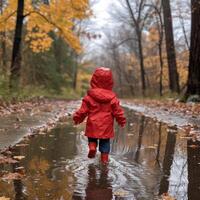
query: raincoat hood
[
  {"left": 88, "top": 88, "right": 116, "bottom": 103},
  {"left": 88, "top": 67, "right": 115, "bottom": 103},
  {"left": 90, "top": 67, "right": 113, "bottom": 90}
]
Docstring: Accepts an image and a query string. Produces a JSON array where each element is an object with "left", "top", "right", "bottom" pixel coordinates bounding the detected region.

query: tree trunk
[
  {"left": 137, "top": 31, "right": 146, "bottom": 96},
  {"left": 135, "top": 116, "right": 145, "bottom": 162},
  {"left": 187, "top": 140, "right": 200, "bottom": 200},
  {"left": 158, "top": 35, "right": 164, "bottom": 96},
  {"left": 162, "top": 0, "right": 180, "bottom": 93},
  {"left": 186, "top": 0, "right": 200, "bottom": 96},
  {"left": 125, "top": 0, "right": 146, "bottom": 96},
  {"left": 159, "top": 128, "right": 177, "bottom": 195},
  {"left": 156, "top": 123, "right": 162, "bottom": 161},
  {"left": 0, "top": 0, "right": 7, "bottom": 73},
  {"left": 9, "top": 0, "right": 24, "bottom": 91},
  {"left": 0, "top": 34, "right": 7, "bottom": 75}
]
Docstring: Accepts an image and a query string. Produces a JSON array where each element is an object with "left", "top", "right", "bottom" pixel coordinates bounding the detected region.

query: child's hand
[
  {"left": 73, "top": 114, "right": 79, "bottom": 123},
  {"left": 120, "top": 123, "right": 126, "bottom": 128},
  {"left": 74, "top": 121, "right": 79, "bottom": 125}
]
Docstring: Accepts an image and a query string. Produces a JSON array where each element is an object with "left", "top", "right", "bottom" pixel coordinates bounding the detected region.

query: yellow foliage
[
  {"left": 147, "top": 27, "right": 159, "bottom": 43},
  {"left": 125, "top": 26, "right": 188, "bottom": 93},
  {"left": 177, "top": 50, "right": 189, "bottom": 87},
  {"left": 0, "top": 0, "right": 91, "bottom": 53},
  {"left": 29, "top": 157, "right": 50, "bottom": 174},
  {"left": 77, "top": 68, "right": 91, "bottom": 91}
]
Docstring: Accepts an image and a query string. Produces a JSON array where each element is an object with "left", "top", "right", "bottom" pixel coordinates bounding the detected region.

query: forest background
[{"left": 0, "top": 0, "right": 199, "bottom": 102}]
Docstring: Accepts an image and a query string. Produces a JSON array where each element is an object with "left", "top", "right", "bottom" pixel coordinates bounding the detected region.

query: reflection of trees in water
[
  {"left": 20, "top": 156, "right": 73, "bottom": 199},
  {"left": 12, "top": 146, "right": 27, "bottom": 200},
  {"left": 135, "top": 116, "right": 145, "bottom": 162},
  {"left": 187, "top": 140, "right": 200, "bottom": 200},
  {"left": 13, "top": 178, "right": 26, "bottom": 200},
  {"left": 156, "top": 122, "right": 162, "bottom": 167},
  {"left": 112, "top": 113, "right": 166, "bottom": 166},
  {"left": 159, "top": 127, "right": 177, "bottom": 195},
  {"left": 10, "top": 126, "right": 77, "bottom": 199},
  {"left": 12, "top": 164, "right": 26, "bottom": 200}
]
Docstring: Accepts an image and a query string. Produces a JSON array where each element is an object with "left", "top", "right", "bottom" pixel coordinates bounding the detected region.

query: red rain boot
[
  {"left": 88, "top": 142, "right": 97, "bottom": 158},
  {"left": 101, "top": 153, "right": 109, "bottom": 164}
]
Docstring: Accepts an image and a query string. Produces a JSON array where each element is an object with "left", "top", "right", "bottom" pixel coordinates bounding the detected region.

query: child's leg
[
  {"left": 99, "top": 139, "right": 110, "bottom": 164},
  {"left": 88, "top": 137, "right": 98, "bottom": 158}
]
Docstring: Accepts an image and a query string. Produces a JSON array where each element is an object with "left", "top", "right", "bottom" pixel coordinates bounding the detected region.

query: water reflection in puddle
[{"left": 0, "top": 109, "right": 200, "bottom": 200}]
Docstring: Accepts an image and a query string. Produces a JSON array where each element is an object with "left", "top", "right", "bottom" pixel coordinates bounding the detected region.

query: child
[{"left": 73, "top": 67, "right": 126, "bottom": 164}]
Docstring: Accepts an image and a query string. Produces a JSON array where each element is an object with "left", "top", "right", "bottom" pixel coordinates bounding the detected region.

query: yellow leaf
[{"left": 13, "top": 156, "right": 25, "bottom": 160}]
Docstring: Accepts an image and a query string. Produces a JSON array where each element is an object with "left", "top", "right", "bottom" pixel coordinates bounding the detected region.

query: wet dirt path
[
  {"left": 0, "top": 100, "right": 77, "bottom": 151},
  {"left": 1, "top": 107, "right": 200, "bottom": 200}
]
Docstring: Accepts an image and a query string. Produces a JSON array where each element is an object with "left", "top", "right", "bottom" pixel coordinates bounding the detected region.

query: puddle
[
  {"left": 0, "top": 109, "right": 200, "bottom": 200},
  {"left": 0, "top": 112, "right": 55, "bottom": 150}
]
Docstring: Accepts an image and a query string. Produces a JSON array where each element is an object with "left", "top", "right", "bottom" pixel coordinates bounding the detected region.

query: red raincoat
[{"left": 73, "top": 67, "right": 126, "bottom": 139}]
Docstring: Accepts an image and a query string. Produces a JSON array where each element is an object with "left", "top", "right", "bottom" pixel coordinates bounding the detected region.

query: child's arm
[
  {"left": 111, "top": 98, "right": 126, "bottom": 127},
  {"left": 73, "top": 98, "right": 89, "bottom": 124}
]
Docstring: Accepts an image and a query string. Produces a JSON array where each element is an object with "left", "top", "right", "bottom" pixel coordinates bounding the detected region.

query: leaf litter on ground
[{"left": 0, "top": 197, "right": 10, "bottom": 200}]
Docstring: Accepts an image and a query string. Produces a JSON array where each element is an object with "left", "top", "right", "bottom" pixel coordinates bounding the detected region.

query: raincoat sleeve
[
  {"left": 111, "top": 98, "right": 126, "bottom": 127},
  {"left": 73, "top": 97, "right": 89, "bottom": 124}
]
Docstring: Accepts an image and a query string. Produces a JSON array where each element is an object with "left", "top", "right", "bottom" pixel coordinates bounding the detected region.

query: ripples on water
[{"left": 0, "top": 109, "right": 200, "bottom": 200}]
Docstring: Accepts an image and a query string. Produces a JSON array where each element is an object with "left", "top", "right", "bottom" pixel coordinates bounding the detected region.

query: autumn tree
[
  {"left": 0, "top": 0, "right": 7, "bottom": 73},
  {"left": 124, "top": 0, "right": 151, "bottom": 96},
  {"left": 0, "top": 0, "right": 90, "bottom": 91},
  {"left": 185, "top": 0, "right": 200, "bottom": 98},
  {"left": 162, "top": 0, "right": 180, "bottom": 93},
  {"left": 145, "top": 0, "right": 165, "bottom": 96},
  {"left": 10, "top": 0, "right": 24, "bottom": 90},
  {"left": 107, "top": 0, "right": 154, "bottom": 95}
]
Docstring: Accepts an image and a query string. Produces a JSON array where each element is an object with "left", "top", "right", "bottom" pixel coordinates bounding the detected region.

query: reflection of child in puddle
[
  {"left": 85, "top": 164, "right": 112, "bottom": 200},
  {"left": 73, "top": 67, "right": 126, "bottom": 164}
]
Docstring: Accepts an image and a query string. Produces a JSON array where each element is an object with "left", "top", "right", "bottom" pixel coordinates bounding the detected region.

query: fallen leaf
[
  {"left": 15, "top": 143, "right": 28, "bottom": 147},
  {"left": 188, "top": 144, "right": 200, "bottom": 149},
  {"left": 16, "top": 116, "right": 22, "bottom": 122},
  {"left": 146, "top": 145, "right": 157, "bottom": 149},
  {"left": 30, "top": 108, "right": 40, "bottom": 116},
  {"left": 40, "top": 147, "right": 46, "bottom": 150},
  {"left": 113, "top": 189, "right": 129, "bottom": 197},
  {"left": 180, "top": 136, "right": 193, "bottom": 139},
  {"left": 38, "top": 132, "right": 46, "bottom": 135},
  {"left": 161, "top": 193, "right": 176, "bottom": 200},
  {"left": 15, "top": 166, "right": 24, "bottom": 170},
  {"left": 14, "top": 166, "right": 26, "bottom": 175},
  {"left": 13, "top": 156, "right": 25, "bottom": 160}
]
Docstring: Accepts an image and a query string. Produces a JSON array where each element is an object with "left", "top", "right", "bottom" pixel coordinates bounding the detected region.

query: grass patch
[{"left": 0, "top": 85, "right": 81, "bottom": 103}]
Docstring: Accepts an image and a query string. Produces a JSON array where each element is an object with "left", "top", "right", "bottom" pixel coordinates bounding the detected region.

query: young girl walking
[{"left": 73, "top": 67, "right": 126, "bottom": 164}]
